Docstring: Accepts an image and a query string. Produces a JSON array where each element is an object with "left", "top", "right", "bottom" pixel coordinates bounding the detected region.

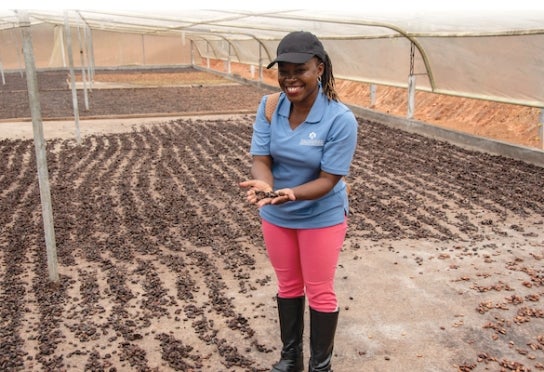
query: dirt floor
[{"left": 0, "top": 69, "right": 543, "bottom": 372}]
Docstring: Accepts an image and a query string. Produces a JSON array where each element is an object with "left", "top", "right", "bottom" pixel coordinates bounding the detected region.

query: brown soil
[
  {"left": 0, "top": 69, "right": 266, "bottom": 121},
  {"left": 0, "top": 69, "right": 543, "bottom": 372}
]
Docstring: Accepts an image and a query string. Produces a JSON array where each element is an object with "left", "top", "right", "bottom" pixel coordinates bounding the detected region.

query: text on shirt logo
[{"left": 299, "top": 132, "right": 324, "bottom": 146}]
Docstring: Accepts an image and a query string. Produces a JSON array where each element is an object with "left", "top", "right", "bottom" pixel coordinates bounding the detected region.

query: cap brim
[{"left": 266, "top": 52, "right": 314, "bottom": 69}]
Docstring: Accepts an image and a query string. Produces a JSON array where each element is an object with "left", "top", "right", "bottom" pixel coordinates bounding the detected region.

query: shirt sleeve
[
  {"left": 321, "top": 109, "right": 358, "bottom": 176},
  {"left": 250, "top": 96, "right": 272, "bottom": 156}
]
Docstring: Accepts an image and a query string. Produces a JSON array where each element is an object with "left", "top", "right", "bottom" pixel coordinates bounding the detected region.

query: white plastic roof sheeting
[{"left": 1, "top": 8, "right": 544, "bottom": 107}]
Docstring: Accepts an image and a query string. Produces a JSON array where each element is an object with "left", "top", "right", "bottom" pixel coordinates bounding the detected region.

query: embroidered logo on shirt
[{"left": 299, "top": 132, "right": 324, "bottom": 146}]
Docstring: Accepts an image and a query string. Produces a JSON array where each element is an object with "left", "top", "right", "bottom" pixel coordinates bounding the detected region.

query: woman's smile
[{"left": 285, "top": 85, "right": 304, "bottom": 96}]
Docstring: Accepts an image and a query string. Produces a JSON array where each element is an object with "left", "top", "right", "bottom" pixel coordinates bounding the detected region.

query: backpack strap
[{"left": 264, "top": 92, "right": 281, "bottom": 124}]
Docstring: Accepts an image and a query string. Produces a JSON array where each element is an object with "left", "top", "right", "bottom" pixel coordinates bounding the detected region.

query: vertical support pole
[
  {"left": 77, "top": 27, "right": 89, "bottom": 111},
  {"left": 258, "top": 43, "right": 263, "bottom": 83},
  {"left": 17, "top": 10, "right": 59, "bottom": 283},
  {"left": 64, "top": 10, "right": 81, "bottom": 144},
  {"left": 0, "top": 61, "right": 5, "bottom": 85},
  {"left": 407, "top": 75, "right": 416, "bottom": 119},
  {"left": 190, "top": 40, "right": 195, "bottom": 66},
  {"left": 141, "top": 34, "right": 146, "bottom": 66},
  {"left": 82, "top": 24, "right": 91, "bottom": 88},
  {"left": 181, "top": 31, "right": 186, "bottom": 66},
  {"left": 50, "top": 26, "right": 63, "bottom": 67},
  {"left": 86, "top": 25, "right": 95, "bottom": 82},
  {"left": 370, "top": 84, "right": 377, "bottom": 108},
  {"left": 227, "top": 44, "right": 231, "bottom": 75},
  {"left": 407, "top": 41, "right": 416, "bottom": 119},
  {"left": 56, "top": 24, "right": 67, "bottom": 68},
  {"left": 206, "top": 43, "right": 210, "bottom": 69},
  {"left": 539, "top": 109, "right": 544, "bottom": 150},
  {"left": 12, "top": 28, "right": 24, "bottom": 76}
]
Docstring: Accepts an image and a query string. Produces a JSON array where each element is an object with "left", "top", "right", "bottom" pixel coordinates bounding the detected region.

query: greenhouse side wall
[{"left": 0, "top": 23, "right": 193, "bottom": 70}]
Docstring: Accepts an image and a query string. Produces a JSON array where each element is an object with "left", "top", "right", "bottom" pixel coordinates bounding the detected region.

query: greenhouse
[{"left": 0, "top": 7, "right": 543, "bottom": 372}]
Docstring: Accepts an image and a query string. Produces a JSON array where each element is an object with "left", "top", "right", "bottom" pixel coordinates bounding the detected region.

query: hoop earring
[{"left": 317, "top": 76, "right": 322, "bottom": 83}]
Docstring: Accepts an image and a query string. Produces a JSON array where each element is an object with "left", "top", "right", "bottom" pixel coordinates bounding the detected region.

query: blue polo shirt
[{"left": 250, "top": 89, "right": 358, "bottom": 229}]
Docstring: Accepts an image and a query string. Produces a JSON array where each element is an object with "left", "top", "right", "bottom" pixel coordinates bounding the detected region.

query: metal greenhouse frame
[
  {"left": 1, "top": 8, "right": 544, "bottom": 107},
  {"left": 1, "top": 7, "right": 543, "bottom": 281}
]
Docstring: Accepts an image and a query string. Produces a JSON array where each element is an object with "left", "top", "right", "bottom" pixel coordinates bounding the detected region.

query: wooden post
[{"left": 17, "top": 10, "right": 59, "bottom": 283}]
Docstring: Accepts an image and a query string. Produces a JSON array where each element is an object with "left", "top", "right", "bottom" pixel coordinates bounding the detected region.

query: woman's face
[{"left": 277, "top": 57, "right": 324, "bottom": 105}]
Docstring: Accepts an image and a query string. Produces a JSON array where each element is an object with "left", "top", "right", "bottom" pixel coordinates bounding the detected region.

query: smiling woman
[{"left": 240, "top": 31, "right": 359, "bottom": 372}]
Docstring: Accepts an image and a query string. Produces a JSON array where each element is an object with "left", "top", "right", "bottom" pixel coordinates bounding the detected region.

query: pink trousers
[{"left": 261, "top": 218, "right": 347, "bottom": 312}]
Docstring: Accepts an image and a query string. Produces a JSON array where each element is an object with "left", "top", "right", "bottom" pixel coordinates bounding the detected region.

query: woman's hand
[
  {"left": 272, "top": 188, "right": 296, "bottom": 204},
  {"left": 239, "top": 180, "right": 295, "bottom": 207}
]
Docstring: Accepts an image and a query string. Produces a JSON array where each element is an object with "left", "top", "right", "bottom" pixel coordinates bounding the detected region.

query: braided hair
[{"left": 319, "top": 52, "right": 338, "bottom": 102}]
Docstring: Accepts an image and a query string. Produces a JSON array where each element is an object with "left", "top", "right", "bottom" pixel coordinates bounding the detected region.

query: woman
[{"left": 240, "top": 31, "right": 358, "bottom": 372}]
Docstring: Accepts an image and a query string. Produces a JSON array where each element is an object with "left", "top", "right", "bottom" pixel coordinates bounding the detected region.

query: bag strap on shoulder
[{"left": 264, "top": 92, "right": 281, "bottom": 124}]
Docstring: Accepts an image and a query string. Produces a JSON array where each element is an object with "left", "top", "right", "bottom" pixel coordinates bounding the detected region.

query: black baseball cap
[{"left": 266, "top": 31, "right": 326, "bottom": 69}]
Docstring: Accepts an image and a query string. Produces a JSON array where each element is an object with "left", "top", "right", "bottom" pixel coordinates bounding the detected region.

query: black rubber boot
[
  {"left": 308, "top": 308, "right": 339, "bottom": 372},
  {"left": 271, "top": 296, "right": 305, "bottom": 372}
]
